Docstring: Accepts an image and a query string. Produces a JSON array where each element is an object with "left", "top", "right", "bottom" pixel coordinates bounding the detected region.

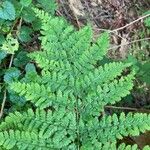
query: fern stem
[
  {"left": 0, "top": 54, "right": 14, "bottom": 119},
  {"left": 108, "top": 37, "right": 150, "bottom": 51},
  {"left": 105, "top": 105, "right": 150, "bottom": 112},
  {"left": 0, "top": 90, "right": 6, "bottom": 119},
  {"left": 75, "top": 98, "right": 80, "bottom": 150}
]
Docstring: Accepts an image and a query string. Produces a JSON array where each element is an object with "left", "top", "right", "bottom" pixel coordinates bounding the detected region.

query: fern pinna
[{"left": 0, "top": 8, "right": 150, "bottom": 150}]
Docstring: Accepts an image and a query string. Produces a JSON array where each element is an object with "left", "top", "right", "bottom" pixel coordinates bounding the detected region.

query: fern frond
[
  {"left": 118, "top": 143, "right": 138, "bottom": 150},
  {"left": 84, "top": 112, "right": 150, "bottom": 144},
  {"left": 79, "top": 32, "right": 109, "bottom": 68},
  {"left": 0, "top": 109, "right": 77, "bottom": 149},
  {"left": 0, "top": 109, "right": 76, "bottom": 134},
  {"left": 143, "top": 146, "right": 150, "bottom": 150},
  {"left": 1, "top": 8, "right": 149, "bottom": 149},
  {"left": 80, "top": 62, "right": 132, "bottom": 90},
  {"left": 81, "top": 142, "right": 139, "bottom": 150},
  {"left": 10, "top": 82, "right": 76, "bottom": 109},
  {"left": 0, "top": 130, "right": 54, "bottom": 149},
  {"left": 82, "top": 71, "right": 135, "bottom": 115},
  {"left": 10, "top": 82, "right": 52, "bottom": 108},
  {"left": 29, "top": 26, "right": 92, "bottom": 74}
]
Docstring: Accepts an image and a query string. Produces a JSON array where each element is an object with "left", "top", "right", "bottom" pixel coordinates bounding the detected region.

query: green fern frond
[
  {"left": 82, "top": 71, "right": 135, "bottom": 116},
  {"left": 80, "top": 62, "right": 132, "bottom": 90},
  {"left": 0, "top": 130, "right": 55, "bottom": 149},
  {"left": 81, "top": 142, "right": 139, "bottom": 150},
  {"left": 1, "top": 8, "right": 150, "bottom": 149},
  {"left": 10, "top": 82, "right": 76, "bottom": 109},
  {"left": 0, "top": 109, "right": 76, "bottom": 132},
  {"left": 84, "top": 113, "right": 150, "bottom": 144},
  {"left": 0, "top": 109, "right": 76, "bottom": 149}
]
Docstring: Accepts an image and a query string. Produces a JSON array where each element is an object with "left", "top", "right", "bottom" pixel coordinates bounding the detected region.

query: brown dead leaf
[
  {"left": 119, "top": 34, "right": 129, "bottom": 58},
  {"left": 132, "top": 132, "right": 150, "bottom": 149},
  {"left": 68, "top": 0, "right": 85, "bottom": 16}
]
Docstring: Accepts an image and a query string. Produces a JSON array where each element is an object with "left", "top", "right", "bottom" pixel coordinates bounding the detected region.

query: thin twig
[
  {"left": 0, "top": 54, "right": 14, "bottom": 119},
  {"left": 0, "top": 90, "right": 7, "bottom": 119},
  {"left": 111, "top": 14, "right": 150, "bottom": 32},
  {"left": 0, "top": 17, "right": 22, "bottom": 119},
  {"left": 105, "top": 105, "right": 138, "bottom": 111},
  {"left": 108, "top": 37, "right": 150, "bottom": 50},
  {"left": 98, "top": 14, "right": 150, "bottom": 33},
  {"left": 8, "top": 54, "right": 14, "bottom": 68},
  {"left": 105, "top": 105, "right": 150, "bottom": 112}
]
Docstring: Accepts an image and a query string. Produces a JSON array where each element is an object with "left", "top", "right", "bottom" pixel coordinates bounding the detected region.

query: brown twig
[
  {"left": 111, "top": 13, "right": 150, "bottom": 32},
  {"left": 98, "top": 14, "right": 150, "bottom": 33},
  {"left": 105, "top": 105, "right": 138, "bottom": 111},
  {"left": 0, "top": 54, "right": 14, "bottom": 119},
  {"left": 0, "top": 17, "right": 22, "bottom": 119},
  {"left": 108, "top": 37, "right": 150, "bottom": 50},
  {"left": 105, "top": 105, "right": 150, "bottom": 112},
  {"left": 0, "top": 90, "right": 7, "bottom": 119}
]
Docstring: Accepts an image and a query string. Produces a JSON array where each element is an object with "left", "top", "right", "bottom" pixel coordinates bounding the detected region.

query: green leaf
[
  {"left": 23, "top": 63, "right": 37, "bottom": 82},
  {"left": 25, "top": 63, "right": 36, "bottom": 73},
  {"left": 18, "top": 26, "right": 32, "bottom": 42},
  {"left": 138, "top": 61, "right": 150, "bottom": 84},
  {"left": 124, "top": 55, "right": 140, "bottom": 73},
  {"left": 32, "top": 18, "right": 42, "bottom": 31},
  {"left": 143, "top": 146, "right": 150, "bottom": 150},
  {"left": 20, "top": 0, "right": 32, "bottom": 7},
  {"left": 22, "top": 7, "right": 36, "bottom": 23},
  {"left": 4, "top": 67, "right": 21, "bottom": 84},
  {"left": 0, "top": 51, "right": 6, "bottom": 63},
  {"left": 144, "top": 11, "right": 150, "bottom": 27},
  {"left": 0, "top": 1, "right": 16, "bottom": 20},
  {"left": 9, "top": 90, "right": 26, "bottom": 106},
  {"left": 0, "top": 21, "right": 12, "bottom": 33},
  {"left": 0, "top": 34, "right": 5, "bottom": 45},
  {"left": 1, "top": 34, "right": 19, "bottom": 54},
  {"left": 13, "top": 51, "right": 30, "bottom": 67},
  {"left": 37, "top": 0, "right": 57, "bottom": 15}
]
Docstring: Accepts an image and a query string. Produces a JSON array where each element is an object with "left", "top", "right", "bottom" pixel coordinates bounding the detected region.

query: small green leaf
[
  {"left": 143, "top": 146, "right": 150, "bottom": 150},
  {"left": 22, "top": 63, "right": 37, "bottom": 83},
  {"left": 37, "top": 0, "right": 57, "bottom": 15},
  {"left": 9, "top": 90, "right": 26, "bottom": 106},
  {"left": 20, "top": 0, "right": 32, "bottom": 7},
  {"left": 138, "top": 61, "right": 150, "bottom": 84},
  {"left": 13, "top": 51, "right": 30, "bottom": 67},
  {"left": 144, "top": 11, "right": 150, "bottom": 27},
  {"left": 0, "top": 51, "right": 6, "bottom": 63},
  {"left": 0, "top": 34, "right": 5, "bottom": 45},
  {"left": 4, "top": 67, "right": 21, "bottom": 84},
  {"left": 0, "top": 1, "right": 16, "bottom": 20},
  {"left": 18, "top": 26, "right": 32, "bottom": 42},
  {"left": 25, "top": 63, "right": 36, "bottom": 73},
  {"left": 32, "top": 18, "right": 42, "bottom": 31},
  {"left": 1, "top": 34, "right": 19, "bottom": 54},
  {"left": 22, "top": 8, "right": 36, "bottom": 23}
]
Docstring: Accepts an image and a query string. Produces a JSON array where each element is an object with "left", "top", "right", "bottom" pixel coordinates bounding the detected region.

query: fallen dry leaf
[
  {"left": 119, "top": 34, "right": 129, "bottom": 58},
  {"left": 68, "top": 0, "right": 85, "bottom": 16}
]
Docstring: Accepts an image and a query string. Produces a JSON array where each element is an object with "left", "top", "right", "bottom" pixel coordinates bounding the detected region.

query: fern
[{"left": 0, "top": 8, "right": 150, "bottom": 150}]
